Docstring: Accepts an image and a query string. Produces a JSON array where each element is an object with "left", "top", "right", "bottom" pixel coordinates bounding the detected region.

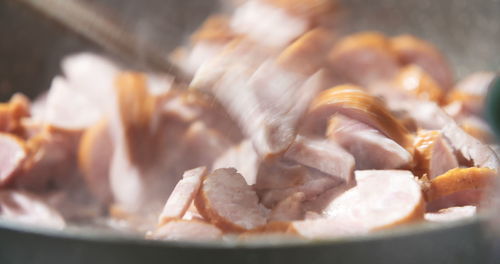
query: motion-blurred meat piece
[
  {"left": 393, "top": 65, "right": 444, "bottom": 103},
  {"left": 0, "top": 190, "right": 65, "bottom": 229},
  {"left": 0, "top": 94, "right": 30, "bottom": 137},
  {"left": 413, "top": 130, "right": 458, "bottom": 179},
  {"left": 0, "top": 133, "right": 27, "bottom": 187},
  {"left": 328, "top": 114, "right": 412, "bottom": 170},
  {"left": 446, "top": 72, "right": 495, "bottom": 117},
  {"left": 158, "top": 167, "right": 206, "bottom": 225},
  {"left": 213, "top": 140, "right": 259, "bottom": 185},
  {"left": 391, "top": 34, "right": 453, "bottom": 90},
  {"left": 195, "top": 168, "right": 268, "bottom": 232},
  {"left": 425, "top": 206, "right": 476, "bottom": 222},
  {"left": 290, "top": 170, "right": 424, "bottom": 239},
  {"left": 148, "top": 219, "right": 222, "bottom": 241}
]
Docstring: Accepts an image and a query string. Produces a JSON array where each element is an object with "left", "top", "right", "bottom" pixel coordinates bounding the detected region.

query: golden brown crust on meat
[
  {"left": 426, "top": 167, "right": 496, "bottom": 201},
  {"left": 0, "top": 93, "right": 30, "bottom": 137},
  {"left": 413, "top": 130, "right": 441, "bottom": 177},
  {"left": 329, "top": 32, "right": 393, "bottom": 60},
  {"left": 264, "top": 0, "right": 337, "bottom": 19},
  {"left": 375, "top": 196, "right": 425, "bottom": 231}
]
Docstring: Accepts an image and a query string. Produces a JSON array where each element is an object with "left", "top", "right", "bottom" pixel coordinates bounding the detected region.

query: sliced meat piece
[
  {"left": 0, "top": 133, "right": 27, "bottom": 187},
  {"left": 230, "top": 0, "right": 310, "bottom": 47},
  {"left": 328, "top": 32, "right": 399, "bottom": 86},
  {"left": 425, "top": 206, "right": 476, "bottom": 222},
  {"left": 268, "top": 192, "right": 305, "bottom": 222},
  {"left": 393, "top": 64, "right": 444, "bottom": 102},
  {"left": 43, "top": 77, "right": 101, "bottom": 131},
  {"left": 446, "top": 72, "right": 495, "bottom": 117},
  {"left": 0, "top": 93, "right": 30, "bottom": 136},
  {"left": 78, "top": 119, "right": 113, "bottom": 204},
  {"left": 277, "top": 28, "right": 336, "bottom": 75},
  {"left": 0, "top": 190, "right": 65, "bottom": 229},
  {"left": 327, "top": 114, "right": 412, "bottom": 170},
  {"left": 425, "top": 167, "right": 496, "bottom": 202},
  {"left": 413, "top": 130, "right": 459, "bottom": 179},
  {"left": 302, "top": 85, "right": 413, "bottom": 151},
  {"left": 158, "top": 167, "right": 207, "bottom": 225},
  {"left": 259, "top": 172, "right": 341, "bottom": 208},
  {"left": 459, "top": 116, "right": 494, "bottom": 143},
  {"left": 391, "top": 34, "right": 453, "bottom": 90},
  {"left": 195, "top": 168, "right": 268, "bottom": 232},
  {"left": 426, "top": 189, "right": 485, "bottom": 212},
  {"left": 148, "top": 219, "right": 222, "bottom": 241},
  {"left": 182, "top": 202, "right": 204, "bottom": 221},
  {"left": 213, "top": 140, "right": 259, "bottom": 185},
  {"left": 291, "top": 170, "right": 424, "bottom": 239},
  {"left": 442, "top": 122, "right": 499, "bottom": 169},
  {"left": 255, "top": 159, "right": 311, "bottom": 190},
  {"left": 284, "top": 135, "right": 354, "bottom": 183}
]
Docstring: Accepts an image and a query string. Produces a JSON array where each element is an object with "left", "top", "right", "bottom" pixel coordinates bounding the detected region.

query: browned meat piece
[
  {"left": 328, "top": 32, "right": 399, "bottom": 87},
  {"left": 425, "top": 206, "right": 476, "bottom": 222},
  {"left": 0, "top": 190, "right": 65, "bottom": 229},
  {"left": 284, "top": 135, "right": 355, "bottom": 183},
  {"left": 158, "top": 167, "right": 207, "bottom": 225},
  {"left": 148, "top": 219, "right": 223, "bottom": 241},
  {"left": 0, "top": 93, "right": 30, "bottom": 136},
  {"left": 302, "top": 85, "right": 413, "bottom": 151},
  {"left": 268, "top": 192, "right": 305, "bottom": 222},
  {"left": 391, "top": 35, "right": 454, "bottom": 90},
  {"left": 78, "top": 119, "right": 113, "bottom": 204},
  {"left": 327, "top": 114, "right": 412, "bottom": 170},
  {"left": 290, "top": 170, "right": 424, "bottom": 239},
  {"left": 0, "top": 133, "right": 27, "bottom": 187},
  {"left": 212, "top": 140, "right": 259, "bottom": 185},
  {"left": 459, "top": 116, "right": 494, "bottom": 143},
  {"left": 413, "top": 130, "right": 458, "bottom": 179},
  {"left": 426, "top": 189, "right": 485, "bottom": 212},
  {"left": 393, "top": 65, "right": 444, "bottom": 103},
  {"left": 195, "top": 168, "right": 268, "bottom": 232}
]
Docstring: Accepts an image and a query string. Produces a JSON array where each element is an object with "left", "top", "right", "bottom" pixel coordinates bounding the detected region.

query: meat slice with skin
[
  {"left": 413, "top": 130, "right": 459, "bottom": 179},
  {"left": 268, "top": 192, "right": 306, "bottom": 222},
  {"left": 393, "top": 64, "right": 444, "bottom": 103},
  {"left": 78, "top": 119, "right": 113, "bottom": 204},
  {"left": 426, "top": 189, "right": 485, "bottom": 212},
  {"left": 425, "top": 167, "right": 496, "bottom": 202},
  {"left": 425, "top": 206, "right": 476, "bottom": 222},
  {"left": 0, "top": 133, "right": 27, "bottom": 187},
  {"left": 195, "top": 168, "right": 268, "bottom": 232},
  {"left": 328, "top": 32, "right": 400, "bottom": 87},
  {"left": 212, "top": 140, "right": 259, "bottom": 185},
  {"left": 0, "top": 190, "right": 65, "bottom": 229},
  {"left": 0, "top": 93, "right": 30, "bottom": 136},
  {"left": 302, "top": 85, "right": 413, "bottom": 151},
  {"left": 148, "top": 219, "right": 223, "bottom": 241},
  {"left": 327, "top": 114, "right": 412, "bottom": 170},
  {"left": 255, "top": 159, "right": 312, "bottom": 190},
  {"left": 158, "top": 167, "right": 207, "bottom": 225},
  {"left": 391, "top": 34, "right": 454, "bottom": 90},
  {"left": 290, "top": 170, "right": 424, "bottom": 239},
  {"left": 284, "top": 135, "right": 355, "bottom": 184}
]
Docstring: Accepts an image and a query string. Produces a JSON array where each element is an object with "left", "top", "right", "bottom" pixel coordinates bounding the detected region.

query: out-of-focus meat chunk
[
  {"left": 290, "top": 170, "right": 424, "bottom": 239},
  {"left": 302, "top": 85, "right": 413, "bottom": 151},
  {"left": 0, "top": 93, "right": 30, "bottom": 136},
  {"left": 158, "top": 167, "right": 206, "bottom": 225},
  {"left": 0, "top": 190, "right": 65, "bottom": 229},
  {"left": 148, "top": 219, "right": 223, "bottom": 241},
  {"left": 284, "top": 135, "right": 354, "bottom": 183},
  {"left": 0, "top": 133, "right": 27, "bottom": 186},
  {"left": 459, "top": 116, "right": 494, "bottom": 143},
  {"left": 78, "top": 119, "right": 113, "bottom": 204},
  {"left": 425, "top": 167, "right": 496, "bottom": 202},
  {"left": 328, "top": 32, "right": 399, "bottom": 86},
  {"left": 268, "top": 192, "right": 305, "bottom": 222},
  {"left": 391, "top": 35, "right": 454, "bottom": 90},
  {"left": 255, "top": 159, "right": 310, "bottom": 190},
  {"left": 195, "top": 168, "right": 268, "bottom": 232},
  {"left": 393, "top": 65, "right": 444, "bottom": 103},
  {"left": 327, "top": 114, "right": 412, "bottom": 170},
  {"left": 425, "top": 206, "right": 476, "bottom": 222},
  {"left": 213, "top": 140, "right": 259, "bottom": 185},
  {"left": 413, "top": 130, "right": 458, "bottom": 179}
]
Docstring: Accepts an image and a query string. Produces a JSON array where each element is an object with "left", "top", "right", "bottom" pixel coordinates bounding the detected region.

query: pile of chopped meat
[{"left": 0, "top": 0, "right": 498, "bottom": 241}]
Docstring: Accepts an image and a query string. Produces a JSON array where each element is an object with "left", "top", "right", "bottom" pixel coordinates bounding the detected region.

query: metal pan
[{"left": 0, "top": 0, "right": 499, "bottom": 263}]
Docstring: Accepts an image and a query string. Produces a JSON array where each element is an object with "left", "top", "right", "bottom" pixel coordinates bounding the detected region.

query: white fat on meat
[
  {"left": 148, "top": 219, "right": 223, "bottom": 241},
  {"left": 327, "top": 114, "right": 412, "bottom": 170},
  {"left": 231, "top": 0, "right": 309, "bottom": 47},
  {"left": 195, "top": 168, "right": 268, "bottom": 232},
  {"left": 284, "top": 135, "right": 355, "bottom": 183},
  {"left": 0, "top": 190, "right": 66, "bottom": 229},
  {"left": 290, "top": 170, "right": 424, "bottom": 239},
  {"left": 158, "top": 167, "right": 207, "bottom": 225},
  {"left": 425, "top": 206, "right": 477, "bottom": 222},
  {"left": 212, "top": 140, "right": 259, "bottom": 185}
]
